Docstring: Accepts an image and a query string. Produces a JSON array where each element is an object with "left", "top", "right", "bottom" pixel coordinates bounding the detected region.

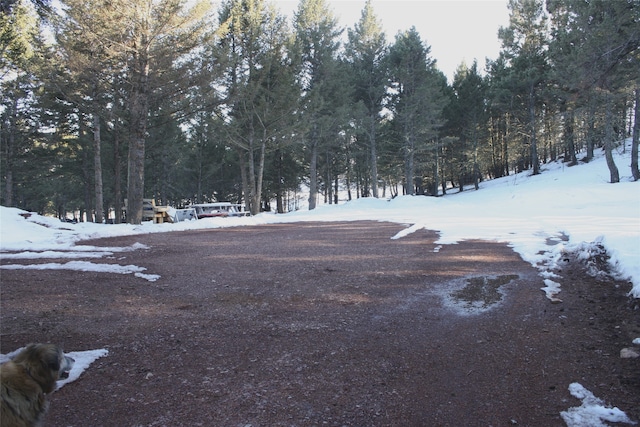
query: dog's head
[{"left": 12, "top": 344, "right": 75, "bottom": 393}]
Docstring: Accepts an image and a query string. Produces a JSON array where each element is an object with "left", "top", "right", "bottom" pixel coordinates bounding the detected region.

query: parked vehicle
[{"left": 189, "top": 202, "right": 250, "bottom": 219}]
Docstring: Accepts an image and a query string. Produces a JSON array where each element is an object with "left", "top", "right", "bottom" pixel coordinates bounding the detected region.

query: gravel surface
[{"left": 1, "top": 221, "right": 638, "bottom": 426}]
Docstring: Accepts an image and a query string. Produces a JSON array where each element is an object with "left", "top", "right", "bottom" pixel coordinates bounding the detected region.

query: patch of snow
[
  {"left": 56, "top": 349, "right": 109, "bottom": 390},
  {"left": 561, "top": 383, "right": 636, "bottom": 426},
  {"left": 0, "top": 347, "right": 109, "bottom": 391},
  {"left": 542, "top": 279, "right": 563, "bottom": 303},
  {"left": 1, "top": 260, "right": 158, "bottom": 282}
]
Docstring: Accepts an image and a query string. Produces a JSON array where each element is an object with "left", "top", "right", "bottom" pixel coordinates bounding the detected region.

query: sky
[
  {"left": 1, "top": 139, "right": 638, "bottom": 425},
  {"left": 274, "top": 0, "right": 511, "bottom": 81}
]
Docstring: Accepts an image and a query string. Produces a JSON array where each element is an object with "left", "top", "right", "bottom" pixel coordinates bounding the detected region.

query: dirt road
[{"left": 1, "top": 221, "right": 638, "bottom": 426}]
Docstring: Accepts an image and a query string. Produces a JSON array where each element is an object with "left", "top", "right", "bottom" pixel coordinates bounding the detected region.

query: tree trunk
[
  {"left": 503, "top": 113, "right": 510, "bottom": 177},
  {"left": 127, "top": 31, "right": 150, "bottom": 224},
  {"left": 404, "top": 117, "right": 415, "bottom": 196},
  {"left": 252, "top": 138, "right": 266, "bottom": 216},
  {"left": 113, "top": 128, "right": 122, "bottom": 223},
  {"left": 431, "top": 141, "right": 439, "bottom": 196},
  {"left": 275, "top": 148, "right": 284, "bottom": 213},
  {"left": 529, "top": 84, "right": 540, "bottom": 175},
  {"left": 490, "top": 118, "right": 501, "bottom": 179},
  {"left": 245, "top": 120, "right": 264, "bottom": 216},
  {"left": 604, "top": 96, "right": 620, "bottom": 183},
  {"left": 631, "top": 87, "right": 639, "bottom": 181},
  {"left": 565, "top": 107, "right": 577, "bottom": 166},
  {"left": 325, "top": 147, "right": 332, "bottom": 204},
  {"left": 586, "top": 100, "right": 596, "bottom": 161},
  {"left": 4, "top": 163, "right": 13, "bottom": 207},
  {"left": 369, "top": 114, "right": 378, "bottom": 198},
  {"left": 345, "top": 148, "right": 353, "bottom": 201},
  {"left": 238, "top": 148, "right": 250, "bottom": 213},
  {"left": 127, "top": 132, "right": 146, "bottom": 224},
  {"left": 308, "top": 140, "right": 318, "bottom": 210},
  {"left": 561, "top": 99, "right": 577, "bottom": 166},
  {"left": 473, "top": 131, "right": 480, "bottom": 191},
  {"left": 92, "top": 111, "right": 104, "bottom": 223},
  {"left": 4, "top": 97, "right": 17, "bottom": 207},
  {"left": 308, "top": 124, "right": 319, "bottom": 210},
  {"left": 81, "top": 125, "right": 93, "bottom": 222},
  {"left": 404, "top": 134, "right": 415, "bottom": 196},
  {"left": 247, "top": 136, "right": 256, "bottom": 213},
  {"left": 196, "top": 140, "right": 203, "bottom": 203}
]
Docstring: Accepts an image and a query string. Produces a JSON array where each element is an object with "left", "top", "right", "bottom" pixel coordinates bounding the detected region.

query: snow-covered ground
[{"left": 1, "top": 140, "right": 638, "bottom": 425}]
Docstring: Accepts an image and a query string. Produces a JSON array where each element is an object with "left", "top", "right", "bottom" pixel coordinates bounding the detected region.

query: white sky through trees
[{"left": 275, "top": 0, "right": 510, "bottom": 81}]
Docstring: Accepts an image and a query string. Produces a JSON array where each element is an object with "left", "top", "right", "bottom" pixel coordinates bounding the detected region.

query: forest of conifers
[{"left": 1, "top": 0, "right": 639, "bottom": 223}]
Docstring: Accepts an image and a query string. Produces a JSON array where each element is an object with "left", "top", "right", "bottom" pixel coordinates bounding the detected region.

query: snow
[
  {"left": 561, "top": 383, "right": 637, "bottom": 427},
  {"left": 0, "top": 347, "right": 109, "bottom": 391},
  {"left": 1, "top": 140, "right": 638, "bottom": 424},
  {"left": 1, "top": 260, "right": 161, "bottom": 282},
  {"left": 56, "top": 349, "right": 109, "bottom": 390}
]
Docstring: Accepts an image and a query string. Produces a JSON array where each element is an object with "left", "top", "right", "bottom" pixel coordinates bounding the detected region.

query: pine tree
[
  {"left": 344, "top": 0, "right": 388, "bottom": 199},
  {"left": 53, "top": 0, "right": 213, "bottom": 223},
  {"left": 1, "top": 0, "right": 40, "bottom": 79},
  {"left": 447, "top": 61, "right": 487, "bottom": 191},
  {"left": 0, "top": 0, "right": 45, "bottom": 208},
  {"left": 293, "top": 0, "right": 343, "bottom": 210},
  {"left": 217, "top": 0, "right": 297, "bottom": 214},
  {"left": 50, "top": 0, "right": 124, "bottom": 222},
  {"left": 388, "top": 27, "right": 446, "bottom": 196},
  {"left": 498, "top": 0, "right": 549, "bottom": 176},
  {"left": 548, "top": 0, "right": 639, "bottom": 183}
]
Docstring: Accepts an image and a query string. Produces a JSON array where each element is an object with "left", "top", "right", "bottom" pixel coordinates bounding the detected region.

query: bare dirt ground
[{"left": 1, "top": 221, "right": 638, "bottom": 427}]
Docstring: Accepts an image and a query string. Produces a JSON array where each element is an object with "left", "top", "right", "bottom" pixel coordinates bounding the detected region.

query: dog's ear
[
  {"left": 42, "top": 347, "right": 61, "bottom": 372},
  {"left": 37, "top": 345, "right": 62, "bottom": 393},
  {"left": 12, "top": 343, "right": 39, "bottom": 364}
]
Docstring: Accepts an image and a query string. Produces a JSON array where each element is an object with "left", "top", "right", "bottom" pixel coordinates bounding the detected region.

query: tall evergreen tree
[
  {"left": 344, "top": 0, "right": 387, "bottom": 199},
  {"left": 1, "top": 0, "right": 39, "bottom": 207},
  {"left": 446, "top": 61, "right": 487, "bottom": 191},
  {"left": 498, "top": 0, "right": 549, "bottom": 176},
  {"left": 50, "top": 0, "right": 127, "bottom": 222},
  {"left": 217, "top": 0, "right": 296, "bottom": 214},
  {"left": 293, "top": 0, "right": 343, "bottom": 210},
  {"left": 388, "top": 27, "right": 446, "bottom": 196},
  {"left": 125, "top": 0, "right": 212, "bottom": 223},
  {"left": 1, "top": 0, "right": 40, "bottom": 79},
  {"left": 53, "top": 0, "right": 213, "bottom": 223},
  {"left": 547, "top": 0, "right": 640, "bottom": 182}
]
